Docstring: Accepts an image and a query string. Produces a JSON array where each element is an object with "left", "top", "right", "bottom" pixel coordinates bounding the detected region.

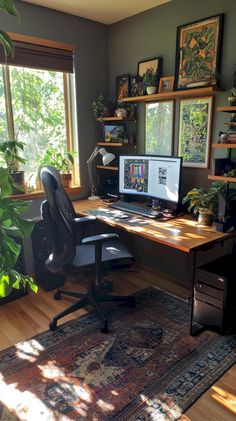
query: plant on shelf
[
  {"left": 142, "top": 68, "right": 157, "bottom": 95},
  {"left": 182, "top": 184, "right": 224, "bottom": 225},
  {"left": 0, "top": 167, "right": 38, "bottom": 298},
  {"left": 37, "top": 143, "right": 75, "bottom": 188},
  {"left": 0, "top": 140, "right": 26, "bottom": 194},
  {"left": 228, "top": 88, "right": 236, "bottom": 106},
  {"left": 0, "top": 0, "right": 19, "bottom": 56},
  {"left": 92, "top": 95, "right": 115, "bottom": 120}
]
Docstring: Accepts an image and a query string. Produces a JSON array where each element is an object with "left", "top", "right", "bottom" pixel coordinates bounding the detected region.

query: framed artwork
[
  {"left": 158, "top": 76, "right": 174, "bottom": 93},
  {"left": 178, "top": 96, "right": 213, "bottom": 168},
  {"left": 104, "top": 125, "right": 125, "bottom": 142},
  {"left": 175, "top": 14, "right": 224, "bottom": 90},
  {"left": 116, "top": 74, "right": 130, "bottom": 102},
  {"left": 138, "top": 57, "right": 162, "bottom": 78},
  {"left": 130, "top": 75, "right": 143, "bottom": 96},
  {"left": 145, "top": 100, "right": 174, "bottom": 156}
]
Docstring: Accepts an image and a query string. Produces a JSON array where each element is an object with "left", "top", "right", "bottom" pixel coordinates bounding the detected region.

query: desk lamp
[{"left": 87, "top": 146, "right": 115, "bottom": 200}]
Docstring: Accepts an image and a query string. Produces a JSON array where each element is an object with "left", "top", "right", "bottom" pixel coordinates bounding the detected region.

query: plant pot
[
  {"left": 197, "top": 208, "right": 212, "bottom": 226},
  {"left": 228, "top": 96, "right": 236, "bottom": 106},
  {"left": 10, "top": 171, "right": 25, "bottom": 194},
  {"left": 147, "top": 86, "right": 157, "bottom": 95},
  {"left": 61, "top": 173, "right": 71, "bottom": 188},
  {"left": 0, "top": 286, "right": 28, "bottom": 305}
]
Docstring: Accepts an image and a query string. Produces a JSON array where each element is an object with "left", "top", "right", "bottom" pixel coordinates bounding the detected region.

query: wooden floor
[{"left": 0, "top": 266, "right": 235, "bottom": 420}]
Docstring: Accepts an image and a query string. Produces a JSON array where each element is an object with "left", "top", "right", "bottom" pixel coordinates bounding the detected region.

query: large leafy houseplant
[{"left": 0, "top": 167, "right": 38, "bottom": 297}]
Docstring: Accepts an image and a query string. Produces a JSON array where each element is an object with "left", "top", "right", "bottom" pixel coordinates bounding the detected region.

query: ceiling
[{"left": 22, "top": 0, "right": 171, "bottom": 25}]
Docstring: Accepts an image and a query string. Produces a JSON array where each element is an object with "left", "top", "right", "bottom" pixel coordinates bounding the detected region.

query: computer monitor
[{"left": 119, "top": 155, "right": 182, "bottom": 205}]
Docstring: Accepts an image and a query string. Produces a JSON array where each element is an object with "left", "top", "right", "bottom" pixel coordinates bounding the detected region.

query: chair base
[{"left": 49, "top": 285, "right": 136, "bottom": 333}]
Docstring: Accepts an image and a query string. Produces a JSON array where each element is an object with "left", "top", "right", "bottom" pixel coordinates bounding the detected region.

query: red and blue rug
[{"left": 0, "top": 288, "right": 235, "bottom": 420}]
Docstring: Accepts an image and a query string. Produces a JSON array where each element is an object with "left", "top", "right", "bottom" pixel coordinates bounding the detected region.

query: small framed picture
[
  {"left": 137, "top": 57, "right": 162, "bottom": 78},
  {"left": 104, "top": 125, "right": 125, "bottom": 143},
  {"left": 130, "top": 75, "right": 143, "bottom": 97},
  {"left": 116, "top": 74, "right": 130, "bottom": 102},
  {"left": 158, "top": 76, "right": 174, "bottom": 93}
]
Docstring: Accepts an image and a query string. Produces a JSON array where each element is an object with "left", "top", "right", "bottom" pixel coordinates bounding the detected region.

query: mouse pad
[{"left": 86, "top": 208, "right": 150, "bottom": 226}]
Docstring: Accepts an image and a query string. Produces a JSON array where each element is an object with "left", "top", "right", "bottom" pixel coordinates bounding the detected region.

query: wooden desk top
[{"left": 73, "top": 199, "right": 234, "bottom": 253}]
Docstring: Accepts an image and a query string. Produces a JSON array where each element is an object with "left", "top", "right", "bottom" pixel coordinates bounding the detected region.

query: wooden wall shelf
[
  {"left": 212, "top": 143, "right": 236, "bottom": 149},
  {"left": 122, "top": 86, "right": 219, "bottom": 103},
  {"left": 96, "top": 116, "right": 136, "bottom": 122},
  {"left": 97, "top": 142, "right": 135, "bottom": 147},
  {"left": 208, "top": 175, "right": 236, "bottom": 183},
  {"left": 216, "top": 106, "right": 236, "bottom": 113},
  {"left": 96, "top": 165, "right": 118, "bottom": 171}
]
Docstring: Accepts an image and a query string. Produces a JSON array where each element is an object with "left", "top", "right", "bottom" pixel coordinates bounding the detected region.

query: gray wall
[{"left": 108, "top": 0, "right": 236, "bottom": 194}]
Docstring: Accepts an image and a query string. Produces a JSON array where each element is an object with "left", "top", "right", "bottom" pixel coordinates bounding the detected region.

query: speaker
[{"left": 32, "top": 220, "right": 65, "bottom": 291}]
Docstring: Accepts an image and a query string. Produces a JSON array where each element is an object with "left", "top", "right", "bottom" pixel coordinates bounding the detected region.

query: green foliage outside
[
  {"left": 146, "top": 102, "right": 173, "bottom": 156},
  {"left": 0, "top": 167, "right": 38, "bottom": 297},
  {"left": 179, "top": 101, "right": 209, "bottom": 163}
]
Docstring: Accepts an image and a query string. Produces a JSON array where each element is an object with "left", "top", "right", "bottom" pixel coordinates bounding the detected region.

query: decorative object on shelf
[
  {"left": 145, "top": 100, "right": 174, "bottom": 156},
  {"left": 87, "top": 147, "right": 115, "bottom": 199},
  {"left": 138, "top": 57, "right": 162, "bottom": 94},
  {"left": 178, "top": 96, "right": 213, "bottom": 168},
  {"left": 130, "top": 75, "right": 143, "bottom": 96},
  {"left": 115, "top": 107, "right": 127, "bottom": 118},
  {"left": 0, "top": 167, "right": 38, "bottom": 298},
  {"left": 92, "top": 95, "right": 115, "bottom": 120},
  {"left": 37, "top": 143, "right": 75, "bottom": 188},
  {"left": 182, "top": 184, "right": 223, "bottom": 225},
  {"left": 104, "top": 125, "right": 125, "bottom": 143},
  {"left": 142, "top": 68, "right": 158, "bottom": 95},
  {"left": 158, "top": 76, "right": 174, "bottom": 93},
  {"left": 116, "top": 74, "right": 130, "bottom": 102},
  {"left": 175, "top": 14, "right": 224, "bottom": 90},
  {"left": 228, "top": 88, "right": 236, "bottom": 106},
  {"left": 0, "top": 140, "right": 26, "bottom": 194}
]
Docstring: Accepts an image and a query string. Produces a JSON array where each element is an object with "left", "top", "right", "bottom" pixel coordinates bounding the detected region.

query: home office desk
[{"left": 73, "top": 199, "right": 236, "bottom": 333}]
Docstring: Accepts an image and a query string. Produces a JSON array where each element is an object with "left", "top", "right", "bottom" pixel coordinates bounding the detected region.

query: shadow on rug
[{"left": 0, "top": 287, "right": 235, "bottom": 420}]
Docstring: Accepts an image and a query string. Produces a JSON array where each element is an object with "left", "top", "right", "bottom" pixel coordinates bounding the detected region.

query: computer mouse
[{"left": 118, "top": 214, "right": 129, "bottom": 219}]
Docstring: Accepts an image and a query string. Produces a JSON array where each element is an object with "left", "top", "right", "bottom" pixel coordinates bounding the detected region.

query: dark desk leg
[{"left": 189, "top": 249, "right": 205, "bottom": 336}]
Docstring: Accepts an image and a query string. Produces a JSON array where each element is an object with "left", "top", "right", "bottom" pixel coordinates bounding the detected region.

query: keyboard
[{"left": 110, "top": 201, "right": 163, "bottom": 219}]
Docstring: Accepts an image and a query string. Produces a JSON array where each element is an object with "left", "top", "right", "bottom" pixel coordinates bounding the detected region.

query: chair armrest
[
  {"left": 82, "top": 233, "right": 119, "bottom": 245},
  {"left": 74, "top": 216, "right": 97, "bottom": 224}
]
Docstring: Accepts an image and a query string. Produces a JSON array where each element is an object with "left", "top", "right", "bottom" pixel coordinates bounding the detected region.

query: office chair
[{"left": 40, "top": 166, "right": 135, "bottom": 333}]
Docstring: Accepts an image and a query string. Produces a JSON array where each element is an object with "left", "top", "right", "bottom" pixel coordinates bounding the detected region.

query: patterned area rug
[{"left": 0, "top": 288, "right": 235, "bottom": 420}]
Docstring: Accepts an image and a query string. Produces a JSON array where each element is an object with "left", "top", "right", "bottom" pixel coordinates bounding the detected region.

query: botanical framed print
[
  {"left": 145, "top": 100, "right": 174, "bottom": 156},
  {"left": 158, "top": 76, "right": 174, "bottom": 93},
  {"left": 138, "top": 57, "right": 162, "bottom": 78},
  {"left": 178, "top": 96, "right": 213, "bottom": 168},
  {"left": 116, "top": 74, "right": 130, "bottom": 102},
  {"left": 175, "top": 14, "right": 224, "bottom": 90}
]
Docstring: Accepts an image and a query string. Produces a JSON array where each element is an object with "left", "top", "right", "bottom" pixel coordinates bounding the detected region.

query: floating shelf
[
  {"left": 212, "top": 143, "right": 236, "bottom": 148},
  {"left": 208, "top": 175, "right": 236, "bottom": 183},
  {"left": 96, "top": 165, "right": 118, "bottom": 171},
  {"left": 224, "top": 122, "right": 236, "bottom": 126},
  {"left": 122, "top": 86, "right": 219, "bottom": 103},
  {"left": 96, "top": 116, "right": 136, "bottom": 122},
  {"left": 97, "top": 142, "right": 135, "bottom": 147},
  {"left": 216, "top": 106, "right": 236, "bottom": 113}
]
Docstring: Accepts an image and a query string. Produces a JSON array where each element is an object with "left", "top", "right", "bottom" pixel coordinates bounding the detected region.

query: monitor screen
[{"left": 119, "top": 155, "right": 182, "bottom": 203}]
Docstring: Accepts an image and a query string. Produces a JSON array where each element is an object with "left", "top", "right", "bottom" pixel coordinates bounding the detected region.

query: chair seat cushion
[{"left": 70, "top": 240, "right": 133, "bottom": 268}]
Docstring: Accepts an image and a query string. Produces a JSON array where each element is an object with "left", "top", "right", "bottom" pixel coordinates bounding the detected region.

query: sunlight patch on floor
[
  {"left": 211, "top": 385, "right": 236, "bottom": 414},
  {"left": 15, "top": 339, "right": 45, "bottom": 362}
]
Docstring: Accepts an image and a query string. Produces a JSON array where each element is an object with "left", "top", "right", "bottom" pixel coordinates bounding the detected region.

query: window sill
[{"left": 10, "top": 186, "right": 82, "bottom": 200}]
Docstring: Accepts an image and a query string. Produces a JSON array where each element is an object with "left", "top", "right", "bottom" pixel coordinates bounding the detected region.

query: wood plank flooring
[{"left": 0, "top": 265, "right": 235, "bottom": 420}]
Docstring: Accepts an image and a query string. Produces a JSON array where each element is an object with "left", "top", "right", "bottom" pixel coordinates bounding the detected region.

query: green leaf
[
  {"left": 0, "top": 30, "right": 14, "bottom": 57},
  {"left": 0, "top": 0, "right": 19, "bottom": 17}
]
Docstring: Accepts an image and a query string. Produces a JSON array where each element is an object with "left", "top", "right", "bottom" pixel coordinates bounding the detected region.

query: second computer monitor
[{"left": 119, "top": 155, "right": 182, "bottom": 204}]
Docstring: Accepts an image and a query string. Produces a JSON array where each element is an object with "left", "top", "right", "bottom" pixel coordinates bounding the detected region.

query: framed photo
[
  {"left": 116, "top": 74, "right": 130, "bottom": 102},
  {"left": 178, "top": 97, "right": 213, "bottom": 168},
  {"left": 158, "top": 76, "right": 174, "bottom": 93},
  {"left": 104, "top": 125, "right": 125, "bottom": 143},
  {"left": 175, "top": 14, "right": 224, "bottom": 90},
  {"left": 138, "top": 57, "right": 162, "bottom": 78},
  {"left": 130, "top": 75, "right": 143, "bottom": 96},
  {"left": 145, "top": 100, "right": 174, "bottom": 156}
]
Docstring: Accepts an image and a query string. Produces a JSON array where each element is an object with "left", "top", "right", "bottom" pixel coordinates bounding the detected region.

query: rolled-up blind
[{"left": 0, "top": 41, "right": 74, "bottom": 73}]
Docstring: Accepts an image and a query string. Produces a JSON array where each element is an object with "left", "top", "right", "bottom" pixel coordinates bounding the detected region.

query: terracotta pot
[{"left": 61, "top": 173, "right": 71, "bottom": 188}]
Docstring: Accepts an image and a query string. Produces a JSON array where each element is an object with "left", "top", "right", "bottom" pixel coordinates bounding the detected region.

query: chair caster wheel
[
  {"left": 54, "top": 291, "right": 61, "bottom": 300},
  {"left": 101, "top": 323, "right": 109, "bottom": 334},
  {"left": 49, "top": 320, "right": 57, "bottom": 331}
]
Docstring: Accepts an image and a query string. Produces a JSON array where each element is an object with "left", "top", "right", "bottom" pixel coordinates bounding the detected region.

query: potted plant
[
  {"left": 0, "top": 167, "right": 38, "bottom": 300},
  {"left": 92, "top": 95, "right": 115, "bottom": 120},
  {"left": 37, "top": 144, "right": 75, "bottom": 188},
  {"left": 228, "top": 88, "right": 236, "bottom": 106},
  {"left": 182, "top": 184, "right": 222, "bottom": 225},
  {"left": 143, "top": 68, "right": 158, "bottom": 95},
  {"left": 0, "top": 140, "right": 26, "bottom": 194}
]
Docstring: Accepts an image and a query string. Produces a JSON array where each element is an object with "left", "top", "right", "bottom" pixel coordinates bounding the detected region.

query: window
[
  {"left": 0, "top": 36, "right": 78, "bottom": 190},
  {"left": 145, "top": 101, "right": 174, "bottom": 156}
]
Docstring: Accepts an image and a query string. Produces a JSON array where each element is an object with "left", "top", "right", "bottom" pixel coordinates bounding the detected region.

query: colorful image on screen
[{"left": 124, "top": 159, "right": 149, "bottom": 192}]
